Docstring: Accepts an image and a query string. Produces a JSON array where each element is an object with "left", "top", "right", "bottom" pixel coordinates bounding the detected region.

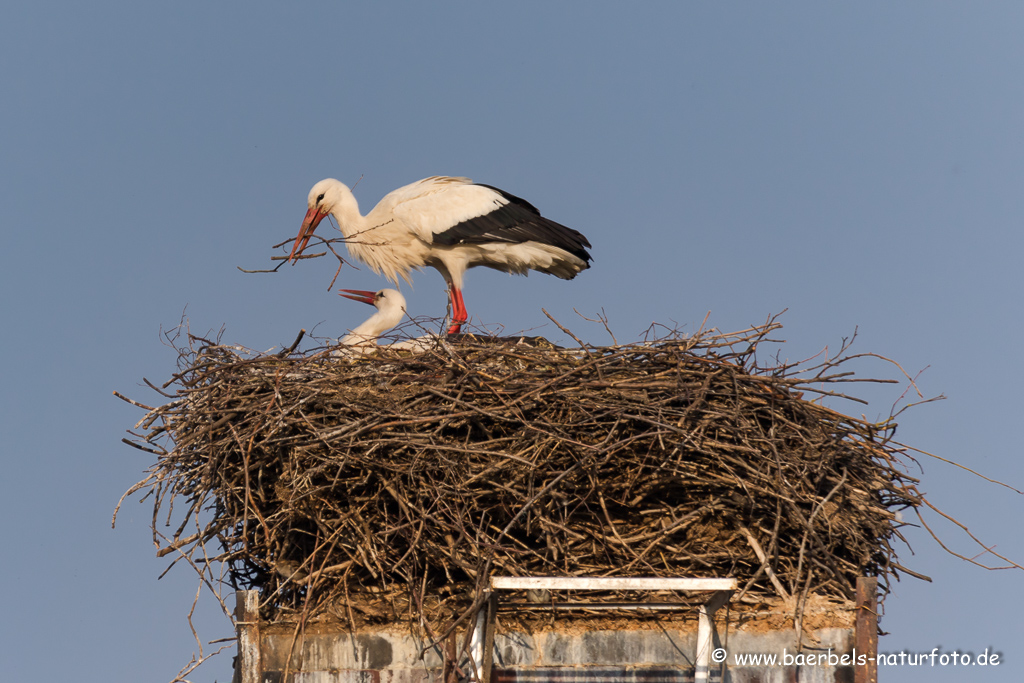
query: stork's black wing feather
[{"left": 431, "top": 185, "right": 593, "bottom": 264}]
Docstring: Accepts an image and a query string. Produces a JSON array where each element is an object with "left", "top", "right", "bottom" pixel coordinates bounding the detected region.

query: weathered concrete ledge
[{"left": 254, "top": 622, "right": 855, "bottom": 683}]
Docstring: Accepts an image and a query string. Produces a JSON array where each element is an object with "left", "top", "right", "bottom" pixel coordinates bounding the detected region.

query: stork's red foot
[{"left": 446, "top": 286, "right": 469, "bottom": 336}]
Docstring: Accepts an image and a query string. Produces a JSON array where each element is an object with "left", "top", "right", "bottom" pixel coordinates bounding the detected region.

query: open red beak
[
  {"left": 288, "top": 207, "right": 328, "bottom": 263},
  {"left": 338, "top": 289, "right": 377, "bottom": 306}
]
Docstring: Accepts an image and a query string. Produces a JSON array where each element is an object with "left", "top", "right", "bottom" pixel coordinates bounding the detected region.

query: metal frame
[
  {"left": 235, "top": 577, "right": 874, "bottom": 683},
  {"left": 478, "top": 576, "right": 738, "bottom": 683}
]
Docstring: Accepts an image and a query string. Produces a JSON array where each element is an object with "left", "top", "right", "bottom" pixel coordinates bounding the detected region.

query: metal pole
[
  {"left": 695, "top": 603, "right": 713, "bottom": 683},
  {"left": 695, "top": 589, "right": 732, "bottom": 683},
  {"left": 482, "top": 592, "right": 498, "bottom": 683},
  {"left": 470, "top": 602, "right": 487, "bottom": 681}
]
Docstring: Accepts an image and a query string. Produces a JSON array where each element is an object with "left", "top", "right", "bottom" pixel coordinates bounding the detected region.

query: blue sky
[{"left": 2, "top": 3, "right": 1022, "bottom": 681}]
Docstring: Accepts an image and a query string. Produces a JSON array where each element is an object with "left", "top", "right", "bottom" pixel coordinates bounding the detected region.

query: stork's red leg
[{"left": 447, "top": 287, "right": 468, "bottom": 335}]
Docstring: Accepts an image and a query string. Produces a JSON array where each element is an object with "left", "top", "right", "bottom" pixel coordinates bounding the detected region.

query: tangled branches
[{"left": 117, "top": 317, "right": 928, "bottom": 632}]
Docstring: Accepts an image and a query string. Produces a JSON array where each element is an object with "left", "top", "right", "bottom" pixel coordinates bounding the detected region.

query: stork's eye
[{"left": 317, "top": 193, "right": 325, "bottom": 203}]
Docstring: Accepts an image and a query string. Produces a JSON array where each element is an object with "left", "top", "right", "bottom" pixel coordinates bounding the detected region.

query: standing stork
[{"left": 289, "top": 177, "right": 593, "bottom": 334}]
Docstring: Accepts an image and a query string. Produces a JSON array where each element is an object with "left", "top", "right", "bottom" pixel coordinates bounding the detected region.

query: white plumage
[
  {"left": 289, "top": 177, "right": 592, "bottom": 334},
  {"left": 337, "top": 288, "right": 435, "bottom": 351},
  {"left": 337, "top": 288, "right": 408, "bottom": 346}
]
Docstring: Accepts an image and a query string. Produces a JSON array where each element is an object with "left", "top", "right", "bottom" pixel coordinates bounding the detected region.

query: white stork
[
  {"left": 338, "top": 288, "right": 435, "bottom": 351},
  {"left": 337, "top": 288, "right": 408, "bottom": 347},
  {"left": 289, "top": 177, "right": 593, "bottom": 334}
]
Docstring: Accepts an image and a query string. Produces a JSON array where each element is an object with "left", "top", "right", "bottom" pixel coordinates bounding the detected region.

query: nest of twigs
[{"left": 118, "top": 316, "right": 928, "bottom": 630}]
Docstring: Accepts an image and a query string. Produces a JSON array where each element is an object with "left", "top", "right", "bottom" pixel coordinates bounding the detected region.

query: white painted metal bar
[
  {"left": 469, "top": 604, "right": 487, "bottom": 680},
  {"left": 490, "top": 576, "right": 737, "bottom": 591},
  {"left": 696, "top": 589, "right": 733, "bottom": 683},
  {"left": 498, "top": 602, "right": 713, "bottom": 610},
  {"left": 695, "top": 603, "right": 714, "bottom": 683}
]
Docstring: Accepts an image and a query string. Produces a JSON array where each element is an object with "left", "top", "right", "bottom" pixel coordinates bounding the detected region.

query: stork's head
[
  {"left": 339, "top": 288, "right": 407, "bottom": 316},
  {"left": 288, "top": 179, "right": 349, "bottom": 264},
  {"left": 339, "top": 288, "right": 409, "bottom": 337}
]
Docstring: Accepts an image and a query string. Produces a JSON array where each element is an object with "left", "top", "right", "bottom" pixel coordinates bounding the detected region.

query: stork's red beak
[
  {"left": 338, "top": 289, "right": 377, "bottom": 306},
  {"left": 288, "top": 207, "right": 328, "bottom": 263}
]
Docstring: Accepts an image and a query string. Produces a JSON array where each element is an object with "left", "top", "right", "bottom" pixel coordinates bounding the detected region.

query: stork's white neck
[
  {"left": 326, "top": 186, "right": 367, "bottom": 239},
  {"left": 340, "top": 296, "right": 407, "bottom": 346}
]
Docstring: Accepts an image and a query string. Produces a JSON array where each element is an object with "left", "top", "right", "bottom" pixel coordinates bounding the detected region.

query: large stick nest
[{"left": 119, "top": 317, "right": 926, "bottom": 628}]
